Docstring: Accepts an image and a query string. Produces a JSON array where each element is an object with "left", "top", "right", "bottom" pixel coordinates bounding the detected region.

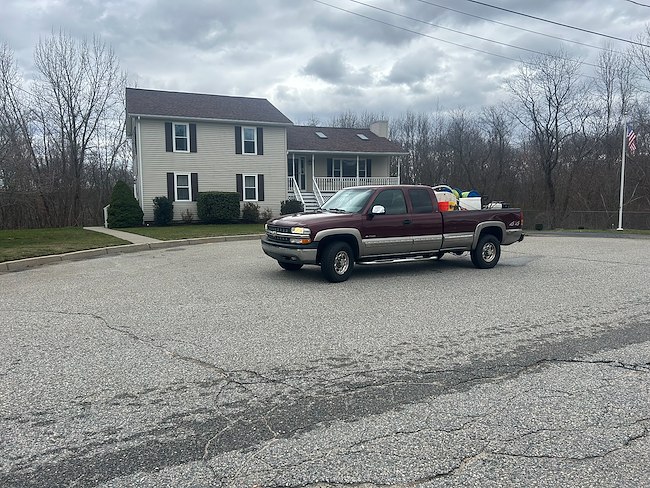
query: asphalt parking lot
[{"left": 1, "top": 234, "right": 649, "bottom": 487}]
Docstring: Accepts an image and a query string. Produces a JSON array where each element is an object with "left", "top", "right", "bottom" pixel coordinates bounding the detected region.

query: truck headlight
[
  {"left": 290, "top": 226, "right": 311, "bottom": 244},
  {"left": 290, "top": 227, "right": 310, "bottom": 235}
]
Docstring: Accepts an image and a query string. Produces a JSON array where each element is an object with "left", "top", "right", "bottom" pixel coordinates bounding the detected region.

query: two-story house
[{"left": 125, "top": 88, "right": 406, "bottom": 222}]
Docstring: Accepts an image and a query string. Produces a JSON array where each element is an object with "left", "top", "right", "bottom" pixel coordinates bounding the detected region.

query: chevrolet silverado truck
[{"left": 261, "top": 185, "right": 524, "bottom": 282}]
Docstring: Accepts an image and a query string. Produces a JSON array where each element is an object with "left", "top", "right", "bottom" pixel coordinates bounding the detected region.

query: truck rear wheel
[
  {"left": 321, "top": 242, "right": 354, "bottom": 282},
  {"left": 471, "top": 235, "right": 501, "bottom": 269}
]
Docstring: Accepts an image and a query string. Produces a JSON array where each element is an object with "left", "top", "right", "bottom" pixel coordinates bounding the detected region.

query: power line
[
  {"left": 415, "top": 0, "right": 620, "bottom": 53},
  {"left": 346, "top": 0, "right": 600, "bottom": 68},
  {"left": 312, "top": 0, "right": 528, "bottom": 64},
  {"left": 625, "top": 0, "right": 650, "bottom": 6},
  {"left": 462, "top": 0, "right": 650, "bottom": 48},
  {"left": 312, "top": 0, "right": 598, "bottom": 81}
]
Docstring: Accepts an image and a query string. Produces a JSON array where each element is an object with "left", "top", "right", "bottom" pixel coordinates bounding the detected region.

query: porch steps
[{"left": 289, "top": 192, "right": 330, "bottom": 212}]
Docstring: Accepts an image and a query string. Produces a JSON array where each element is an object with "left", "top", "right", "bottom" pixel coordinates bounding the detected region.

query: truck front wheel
[
  {"left": 471, "top": 235, "right": 501, "bottom": 269},
  {"left": 321, "top": 242, "right": 354, "bottom": 282}
]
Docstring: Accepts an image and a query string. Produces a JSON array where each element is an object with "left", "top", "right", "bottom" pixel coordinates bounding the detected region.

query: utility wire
[
  {"left": 625, "top": 0, "right": 650, "bottom": 6},
  {"left": 312, "top": 0, "right": 598, "bottom": 80},
  {"left": 312, "top": 0, "right": 528, "bottom": 64},
  {"left": 415, "top": 0, "right": 620, "bottom": 53},
  {"left": 346, "top": 0, "right": 600, "bottom": 68},
  {"left": 462, "top": 0, "right": 650, "bottom": 48}
]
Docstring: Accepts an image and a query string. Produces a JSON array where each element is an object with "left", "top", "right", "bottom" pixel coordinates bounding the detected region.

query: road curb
[{"left": 0, "top": 234, "right": 264, "bottom": 274}]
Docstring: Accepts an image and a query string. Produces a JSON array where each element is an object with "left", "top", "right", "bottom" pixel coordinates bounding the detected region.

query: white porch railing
[
  {"left": 315, "top": 177, "right": 399, "bottom": 192},
  {"left": 313, "top": 178, "right": 324, "bottom": 207},
  {"left": 288, "top": 177, "right": 304, "bottom": 207}
]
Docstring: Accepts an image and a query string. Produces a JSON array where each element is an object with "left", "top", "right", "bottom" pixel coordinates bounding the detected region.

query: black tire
[
  {"left": 320, "top": 242, "right": 354, "bottom": 282},
  {"left": 470, "top": 234, "right": 501, "bottom": 269},
  {"left": 278, "top": 261, "right": 303, "bottom": 271}
]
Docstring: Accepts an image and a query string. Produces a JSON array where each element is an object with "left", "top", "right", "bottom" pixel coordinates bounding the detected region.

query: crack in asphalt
[{"left": 3, "top": 313, "right": 650, "bottom": 487}]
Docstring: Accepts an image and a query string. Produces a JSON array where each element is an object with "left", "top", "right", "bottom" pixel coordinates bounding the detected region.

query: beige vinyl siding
[{"left": 138, "top": 118, "right": 287, "bottom": 222}]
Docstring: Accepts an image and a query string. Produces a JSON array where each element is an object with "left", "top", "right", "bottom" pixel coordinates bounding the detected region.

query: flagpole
[{"left": 616, "top": 117, "right": 627, "bottom": 231}]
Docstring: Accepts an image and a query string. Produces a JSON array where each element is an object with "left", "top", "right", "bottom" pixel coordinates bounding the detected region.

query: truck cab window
[
  {"left": 409, "top": 188, "right": 434, "bottom": 213},
  {"left": 372, "top": 189, "right": 407, "bottom": 215}
]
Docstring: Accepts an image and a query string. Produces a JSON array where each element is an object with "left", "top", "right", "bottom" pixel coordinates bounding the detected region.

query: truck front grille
[{"left": 266, "top": 225, "right": 292, "bottom": 244}]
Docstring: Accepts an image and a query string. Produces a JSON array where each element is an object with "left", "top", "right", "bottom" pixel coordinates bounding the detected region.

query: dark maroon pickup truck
[{"left": 261, "top": 185, "right": 524, "bottom": 282}]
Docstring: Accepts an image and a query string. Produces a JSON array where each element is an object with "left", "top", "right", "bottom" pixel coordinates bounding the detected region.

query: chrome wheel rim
[
  {"left": 482, "top": 242, "right": 497, "bottom": 263},
  {"left": 334, "top": 250, "right": 350, "bottom": 275}
]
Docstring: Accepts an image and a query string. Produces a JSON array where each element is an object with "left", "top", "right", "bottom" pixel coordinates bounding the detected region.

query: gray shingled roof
[
  {"left": 287, "top": 125, "right": 406, "bottom": 154},
  {"left": 126, "top": 88, "right": 293, "bottom": 125}
]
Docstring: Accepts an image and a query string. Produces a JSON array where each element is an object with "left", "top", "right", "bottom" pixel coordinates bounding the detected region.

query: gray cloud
[
  {"left": 1, "top": 0, "right": 648, "bottom": 122},
  {"left": 303, "top": 51, "right": 348, "bottom": 83}
]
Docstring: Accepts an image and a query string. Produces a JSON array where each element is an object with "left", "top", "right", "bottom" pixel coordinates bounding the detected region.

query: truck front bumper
[{"left": 261, "top": 237, "right": 319, "bottom": 265}]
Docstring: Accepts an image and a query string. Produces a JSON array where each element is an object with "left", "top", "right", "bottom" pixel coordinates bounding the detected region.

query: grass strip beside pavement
[
  {"left": 0, "top": 228, "right": 129, "bottom": 263},
  {"left": 121, "top": 224, "right": 265, "bottom": 240}
]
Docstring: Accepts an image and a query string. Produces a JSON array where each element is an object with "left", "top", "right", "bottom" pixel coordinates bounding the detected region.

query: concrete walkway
[{"left": 83, "top": 226, "right": 162, "bottom": 244}]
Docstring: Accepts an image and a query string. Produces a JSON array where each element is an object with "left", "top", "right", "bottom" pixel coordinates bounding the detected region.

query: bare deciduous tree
[
  {"left": 0, "top": 32, "right": 129, "bottom": 228},
  {"left": 505, "top": 52, "right": 586, "bottom": 227}
]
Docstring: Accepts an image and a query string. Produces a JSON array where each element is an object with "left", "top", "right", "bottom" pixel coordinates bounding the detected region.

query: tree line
[
  {"left": 0, "top": 32, "right": 129, "bottom": 229},
  {"left": 324, "top": 42, "right": 650, "bottom": 230},
  {"left": 2, "top": 30, "right": 650, "bottom": 230}
]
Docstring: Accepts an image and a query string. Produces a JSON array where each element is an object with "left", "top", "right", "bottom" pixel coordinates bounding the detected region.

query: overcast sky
[{"left": 1, "top": 0, "right": 649, "bottom": 124}]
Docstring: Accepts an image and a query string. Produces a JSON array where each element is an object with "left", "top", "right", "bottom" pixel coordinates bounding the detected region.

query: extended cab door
[
  {"left": 407, "top": 187, "right": 443, "bottom": 251},
  {"left": 360, "top": 188, "right": 413, "bottom": 256}
]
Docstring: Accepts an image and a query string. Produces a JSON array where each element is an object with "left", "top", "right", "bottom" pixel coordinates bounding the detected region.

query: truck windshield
[{"left": 321, "top": 188, "right": 375, "bottom": 213}]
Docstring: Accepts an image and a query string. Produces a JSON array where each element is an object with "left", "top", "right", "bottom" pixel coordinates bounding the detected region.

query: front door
[
  {"left": 288, "top": 156, "right": 306, "bottom": 191},
  {"left": 297, "top": 157, "right": 306, "bottom": 191}
]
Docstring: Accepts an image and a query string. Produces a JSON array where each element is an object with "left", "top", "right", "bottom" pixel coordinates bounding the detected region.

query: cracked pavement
[{"left": 1, "top": 235, "right": 649, "bottom": 487}]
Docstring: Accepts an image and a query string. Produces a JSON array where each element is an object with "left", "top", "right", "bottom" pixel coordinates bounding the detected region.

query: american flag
[{"left": 627, "top": 125, "right": 637, "bottom": 154}]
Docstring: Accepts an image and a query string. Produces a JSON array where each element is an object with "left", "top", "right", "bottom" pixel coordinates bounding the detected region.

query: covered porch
[{"left": 287, "top": 152, "right": 400, "bottom": 209}]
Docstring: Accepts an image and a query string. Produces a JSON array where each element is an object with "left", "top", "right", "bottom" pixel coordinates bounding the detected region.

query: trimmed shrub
[
  {"left": 197, "top": 192, "right": 240, "bottom": 223},
  {"left": 153, "top": 196, "right": 173, "bottom": 226},
  {"left": 181, "top": 209, "right": 193, "bottom": 224},
  {"left": 107, "top": 181, "right": 143, "bottom": 228},
  {"left": 260, "top": 207, "right": 273, "bottom": 222},
  {"left": 241, "top": 202, "right": 260, "bottom": 223},
  {"left": 281, "top": 199, "right": 304, "bottom": 215}
]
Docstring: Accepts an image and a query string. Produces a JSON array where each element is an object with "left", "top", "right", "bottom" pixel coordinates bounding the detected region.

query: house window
[
  {"left": 333, "top": 159, "right": 366, "bottom": 178},
  {"left": 175, "top": 173, "right": 191, "bottom": 201},
  {"left": 359, "top": 159, "right": 368, "bottom": 178},
  {"left": 174, "top": 123, "right": 189, "bottom": 152},
  {"left": 244, "top": 174, "right": 258, "bottom": 201},
  {"left": 243, "top": 127, "right": 257, "bottom": 154}
]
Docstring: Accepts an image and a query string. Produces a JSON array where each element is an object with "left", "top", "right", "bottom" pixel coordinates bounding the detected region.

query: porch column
[
  {"left": 397, "top": 156, "right": 401, "bottom": 184},
  {"left": 312, "top": 154, "right": 315, "bottom": 189},
  {"left": 292, "top": 153, "right": 295, "bottom": 190},
  {"left": 356, "top": 155, "right": 359, "bottom": 186}
]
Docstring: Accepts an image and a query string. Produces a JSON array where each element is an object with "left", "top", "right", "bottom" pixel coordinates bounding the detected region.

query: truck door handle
[{"left": 403, "top": 219, "right": 411, "bottom": 225}]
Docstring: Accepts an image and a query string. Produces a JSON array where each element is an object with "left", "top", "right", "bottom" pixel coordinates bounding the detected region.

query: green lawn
[
  {"left": 121, "top": 223, "right": 265, "bottom": 240},
  {"left": 0, "top": 228, "right": 129, "bottom": 262}
]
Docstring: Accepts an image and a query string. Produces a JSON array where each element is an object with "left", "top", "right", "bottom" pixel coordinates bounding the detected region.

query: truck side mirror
[{"left": 370, "top": 205, "right": 386, "bottom": 215}]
